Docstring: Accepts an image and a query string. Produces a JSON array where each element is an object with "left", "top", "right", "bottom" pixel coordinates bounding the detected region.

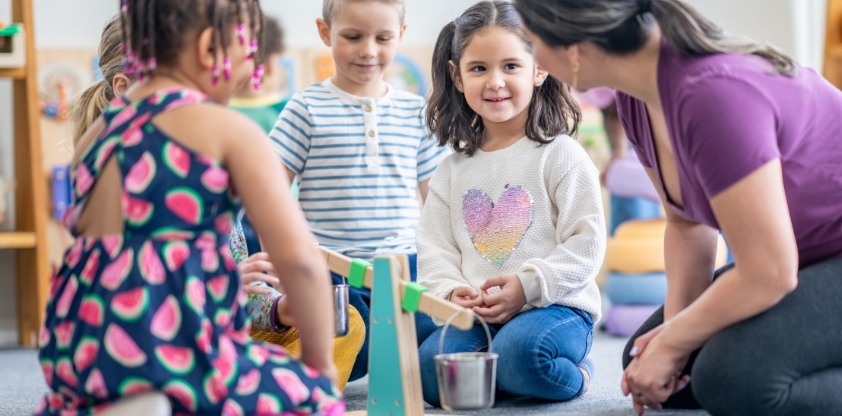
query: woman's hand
[
  {"left": 622, "top": 325, "right": 691, "bottom": 415},
  {"left": 449, "top": 286, "right": 485, "bottom": 309},
  {"left": 473, "top": 274, "right": 527, "bottom": 324},
  {"left": 238, "top": 252, "right": 280, "bottom": 295}
]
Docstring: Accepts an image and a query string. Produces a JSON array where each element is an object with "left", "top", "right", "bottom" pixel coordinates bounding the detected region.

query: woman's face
[
  {"left": 522, "top": 25, "right": 598, "bottom": 92},
  {"left": 522, "top": 25, "right": 577, "bottom": 88}
]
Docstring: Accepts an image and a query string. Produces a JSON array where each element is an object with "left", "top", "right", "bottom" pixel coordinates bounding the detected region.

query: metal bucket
[
  {"left": 333, "top": 284, "right": 350, "bottom": 337},
  {"left": 434, "top": 312, "right": 498, "bottom": 411}
]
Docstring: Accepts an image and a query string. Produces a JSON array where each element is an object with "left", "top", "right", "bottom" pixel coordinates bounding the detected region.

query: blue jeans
[
  {"left": 331, "top": 253, "right": 438, "bottom": 382},
  {"left": 419, "top": 305, "right": 594, "bottom": 406}
]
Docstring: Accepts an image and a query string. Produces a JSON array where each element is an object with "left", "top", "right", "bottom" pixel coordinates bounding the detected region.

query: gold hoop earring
[{"left": 572, "top": 61, "right": 581, "bottom": 90}]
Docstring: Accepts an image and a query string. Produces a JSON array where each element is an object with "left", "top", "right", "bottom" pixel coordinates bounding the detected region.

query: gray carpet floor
[{"left": 0, "top": 330, "right": 708, "bottom": 416}]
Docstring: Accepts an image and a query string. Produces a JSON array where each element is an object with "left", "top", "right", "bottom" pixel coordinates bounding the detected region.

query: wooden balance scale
[{"left": 318, "top": 247, "right": 474, "bottom": 416}]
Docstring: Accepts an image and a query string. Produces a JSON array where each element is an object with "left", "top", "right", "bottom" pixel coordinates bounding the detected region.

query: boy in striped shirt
[{"left": 269, "top": 0, "right": 449, "bottom": 381}]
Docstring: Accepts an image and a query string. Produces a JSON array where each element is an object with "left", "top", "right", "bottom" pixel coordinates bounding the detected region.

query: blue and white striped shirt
[{"left": 269, "top": 79, "right": 450, "bottom": 259}]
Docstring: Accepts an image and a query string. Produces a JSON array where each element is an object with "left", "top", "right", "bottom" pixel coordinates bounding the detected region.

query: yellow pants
[{"left": 249, "top": 305, "right": 365, "bottom": 391}]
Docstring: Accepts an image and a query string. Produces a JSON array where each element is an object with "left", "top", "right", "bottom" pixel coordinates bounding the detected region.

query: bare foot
[{"left": 579, "top": 367, "right": 590, "bottom": 393}]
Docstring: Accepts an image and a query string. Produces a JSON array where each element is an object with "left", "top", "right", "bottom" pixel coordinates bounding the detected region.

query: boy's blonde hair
[{"left": 322, "top": 0, "right": 405, "bottom": 25}]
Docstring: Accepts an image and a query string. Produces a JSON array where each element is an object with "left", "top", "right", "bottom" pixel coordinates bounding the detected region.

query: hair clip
[
  {"left": 249, "top": 40, "right": 258, "bottom": 55},
  {"left": 237, "top": 24, "right": 246, "bottom": 45},
  {"left": 124, "top": 52, "right": 138, "bottom": 75},
  {"left": 121, "top": 0, "right": 129, "bottom": 12},
  {"left": 212, "top": 65, "right": 220, "bottom": 86},
  {"left": 252, "top": 64, "right": 265, "bottom": 90},
  {"left": 147, "top": 57, "right": 157, "bottom": 71},
  {"left": 223, "top": 57, "right": 232, "bottom": 80}
]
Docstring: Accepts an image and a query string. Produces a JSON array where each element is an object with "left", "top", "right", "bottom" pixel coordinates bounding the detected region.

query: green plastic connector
[
  {"left": 0, "top": 24, "right": 21, "bottom": 37},
  {"left": 348, "top": 258, "right": 371, "bottom": 289},
  {"left": 401, "top": 282, "right": 428, "bottom": 313}
]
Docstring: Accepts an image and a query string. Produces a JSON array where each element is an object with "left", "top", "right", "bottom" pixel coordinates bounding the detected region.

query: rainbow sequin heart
[{"left": 462, "top": 186, "right": 533, "bottom": 267}]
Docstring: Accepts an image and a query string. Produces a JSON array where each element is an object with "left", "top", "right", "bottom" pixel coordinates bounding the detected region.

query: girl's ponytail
[
  {"left": 427, "top": 21, "right": 480, "bottom": 155},
  {"left": 70, "top": 79, "right": 113, "bottom": 147},
  {"left": 70, "top": 16, "right": 126, "bottom": 147}
]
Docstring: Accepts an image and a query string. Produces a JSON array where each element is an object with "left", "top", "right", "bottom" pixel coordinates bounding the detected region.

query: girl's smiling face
[{"left": 451, "top": 27, "right": 544, "bottom": 127}]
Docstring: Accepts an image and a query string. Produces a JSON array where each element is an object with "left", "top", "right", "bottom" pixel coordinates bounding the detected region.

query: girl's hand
[
  {"left": 621, "top": 326, "right": 691, "bottom": 415},
  {"left": 449, "top": 286, "right": 485, "bottom": 309},
  {"left": 238, "top": 252, "right": 280, "bottom": 295},
  {"left": 473, "top": 274, "right": 527, "bottom": 324},
  {"left": 275, "top": 296, "right": 296, "bottom": 327}
]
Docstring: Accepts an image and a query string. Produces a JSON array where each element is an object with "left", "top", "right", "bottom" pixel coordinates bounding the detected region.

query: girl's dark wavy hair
[
  {"left": 119, "top": 0, "right": 264, "bottom": 79},
  {"left": 426, "top": 0, "right": 580, "bottom": 156}
]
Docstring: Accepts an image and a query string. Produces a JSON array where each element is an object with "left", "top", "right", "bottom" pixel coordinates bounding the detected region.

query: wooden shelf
[
  {"left": 9, "top": 0, "right": 50, "bottom": 347},
  {"left": 0, "top": 67, "right": 26, "bottom": 79},
  {"left": 824, "top": 0, "right": 842, "bottom": 89},
  {"left": 0, "top": 232, "right": 37, "bottom": 249},
  {"left": 828, "top": 45, "right": 842, "bottom": 58}
]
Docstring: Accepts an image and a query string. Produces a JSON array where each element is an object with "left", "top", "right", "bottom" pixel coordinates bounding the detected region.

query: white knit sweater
[{"left": 417, "top": 136, "right": 605, "bottom": 322}]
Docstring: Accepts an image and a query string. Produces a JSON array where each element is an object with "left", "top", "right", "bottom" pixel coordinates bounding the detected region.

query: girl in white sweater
[{"left": 416, "top": 1, "right": 606, "bottom": 406}]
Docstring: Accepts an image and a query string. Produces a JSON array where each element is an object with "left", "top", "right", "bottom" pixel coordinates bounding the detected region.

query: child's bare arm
[
  {"left": 219, "top": 110, "right": 335, "bottom": 379},
  {"left": 284, "top": 166, "right": 297, "bottom": 189},
  {"left": 418, "top": 178, "right": 430, "bottom": 204}
]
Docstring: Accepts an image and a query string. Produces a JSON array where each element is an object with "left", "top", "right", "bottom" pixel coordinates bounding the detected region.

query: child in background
[
  {"left": 230, "top": 15, "right": 295, "bottom": 254},
  {"left": 229, "top": 219, "right": 365, "bottom": 391},
  {"left": 39, "top": 1, "right": 342, "bottom": 414},
  {"left": 270, "top": 0, "right": 450, "bottom": 382},
  {"left": 230, "top": 16, "right": 289, "bottom": 133},
  {"left": 417, "top": 1, "right": 604, "bottom": 406},
  {"left": 69, "top": 16, "right": 133, "bottom": 148}
]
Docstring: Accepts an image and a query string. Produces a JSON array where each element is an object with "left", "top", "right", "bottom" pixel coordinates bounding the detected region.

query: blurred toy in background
[
  {"left": 574, "top": 87, "right": 661, "bottom": 235},
  {"left": 38, "top": 63, "right": 88, "bottom": 122},
  {"left": 51, "top": 165, "right": 72, "bottom": 221},
  {"left": 0, "top": 22, "right": 25, "bottom": 68},
  {"left": 385, "top": 54, "right": 427, "bottom": 97}
]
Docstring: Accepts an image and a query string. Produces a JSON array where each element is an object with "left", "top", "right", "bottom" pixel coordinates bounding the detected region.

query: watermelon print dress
[{"left": 36, "top": 88, "right": 344, "bottom": 416}]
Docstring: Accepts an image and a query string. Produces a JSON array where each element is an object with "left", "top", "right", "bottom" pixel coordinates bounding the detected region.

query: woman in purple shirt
[{"left": 515, "top": 0, "right": 842, "bottom": 414}]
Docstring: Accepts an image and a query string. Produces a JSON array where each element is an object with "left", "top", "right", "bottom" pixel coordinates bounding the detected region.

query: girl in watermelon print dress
[{"left": 36, "top": 1, "right": 343, "bottom": 415}]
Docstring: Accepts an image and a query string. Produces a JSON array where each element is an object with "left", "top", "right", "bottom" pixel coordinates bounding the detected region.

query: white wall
[
  {"left": 685, "top": 0, "right": 826, "bottom": 69},
  {"left": 12, "top": 0, "right": 479, "bottom": 48}
]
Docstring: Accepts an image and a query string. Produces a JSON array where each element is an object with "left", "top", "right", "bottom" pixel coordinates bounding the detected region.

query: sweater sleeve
[
  {"left": 516, "top": 148, "right": 607, "bottom": 308},
  {"left": 416, "top": 160, "right": 471, "bottom": 303}
]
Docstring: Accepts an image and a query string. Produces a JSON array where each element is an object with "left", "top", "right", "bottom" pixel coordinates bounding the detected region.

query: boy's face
[{"left": 318, "top": 1, "right": 406, "bottom": 88}]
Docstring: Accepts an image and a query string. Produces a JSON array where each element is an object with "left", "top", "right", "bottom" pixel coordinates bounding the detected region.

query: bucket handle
[{"left": 439, "top": 310, "right": 493, "bottom": 356}]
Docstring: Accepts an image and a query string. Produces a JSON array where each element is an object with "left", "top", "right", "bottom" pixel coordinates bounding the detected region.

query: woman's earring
[{"left": 572, "top": 61, "right": 581, "bottom": 90}]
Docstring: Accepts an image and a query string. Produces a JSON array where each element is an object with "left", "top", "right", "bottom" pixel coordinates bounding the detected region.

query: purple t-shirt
[{"left": 617, "top": 38, "right": 842, "bottom": 267}]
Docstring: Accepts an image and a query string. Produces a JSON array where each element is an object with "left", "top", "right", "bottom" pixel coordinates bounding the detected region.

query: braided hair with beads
[{"left": 118, "top": 0, "right": 266, "bottom": 88}]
